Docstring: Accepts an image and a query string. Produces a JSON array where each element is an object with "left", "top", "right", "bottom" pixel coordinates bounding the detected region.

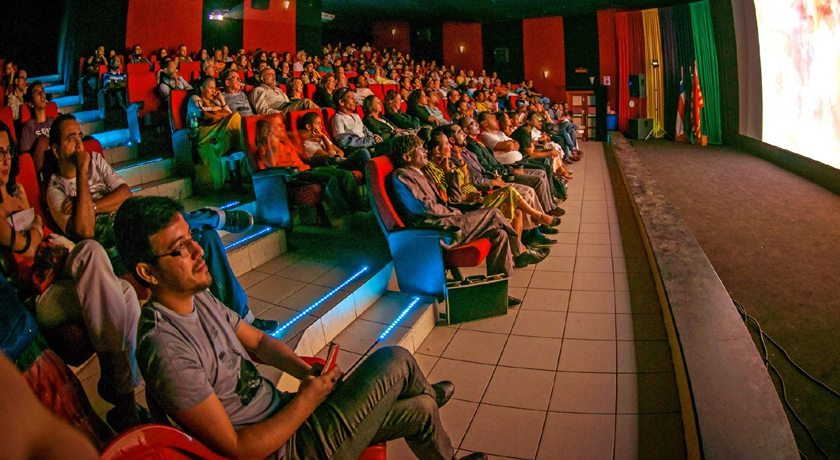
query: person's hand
[
  {"left": 465, "top": 191, "right": 483, "bottom": 203},
  {"left": 492, "top": 177, "right": 506, "bottom": 187},
  {"left": 297, "top": 365, "right": 341, "bottom": 407},
  {"left": 74, "top": 148, "right": 90, "bottom": 171},
  {"left": 373, "top": 135, "right": 383, "bottom": 143}
]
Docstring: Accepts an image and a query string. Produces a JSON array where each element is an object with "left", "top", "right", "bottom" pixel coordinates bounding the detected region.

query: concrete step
[
  {"left": 223, "top": 225, "right": 287, "bottom": 278},
  {"left": 43, "top": 84, "right": 66, "bottom": 95},
  {"left": 131, "top": 176, "right": 192, "bottom": 202},
  {"left": 30, "top": 74, "right": 61, "bottom": 84},
  {"left": 53, "top": 96, "right": 83, "bottom": 112},
  {"left": 80, "top": 119, "right": 105, "bottom": 137},
  {"left": 90, "top": 128, "right": 131, "bottom": 149},
  {"left": 102, "top": 143, "right": 138, "bottom": 165},
  {"left": 113, "top": 156, "right": 172, "bottom": 188}
]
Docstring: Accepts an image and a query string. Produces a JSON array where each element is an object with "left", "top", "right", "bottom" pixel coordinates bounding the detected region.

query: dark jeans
[
  {"left": 336, "top": 148, "right": 371, "bottom": 173},
  {"left": 299, "top": 167, "right": 363, "bottom": 215},
  {"left": 288, "top": 346, "right": 454, "bottom": 460},
  {"left": 184, "top": 211, "right": 253, "bottom": 324}
]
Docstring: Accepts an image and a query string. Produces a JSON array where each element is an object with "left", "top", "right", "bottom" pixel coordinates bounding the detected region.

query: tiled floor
[{"left": 388, "top": 142, "right": 687, "bottom": 460}]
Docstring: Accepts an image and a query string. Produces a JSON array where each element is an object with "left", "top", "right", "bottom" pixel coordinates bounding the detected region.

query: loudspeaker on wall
[
  {"left": 629, "top": 74, "right": 646, "bottom": 98},
  {"left": 628, "top": 118, "right": 653, "bottom": 139}
]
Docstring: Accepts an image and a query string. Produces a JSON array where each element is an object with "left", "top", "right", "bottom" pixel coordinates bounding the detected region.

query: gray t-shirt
[
  {"left": 223, "top": 91, "right": 254, "bottom": 117},
  {"left": 137, "top": 291, "right": 293, "bottom": 439}
]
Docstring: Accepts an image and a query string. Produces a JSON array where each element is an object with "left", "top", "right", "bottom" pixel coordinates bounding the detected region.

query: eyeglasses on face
[{"left": 154, "top": 236, "right": 197, "bottom": 259}]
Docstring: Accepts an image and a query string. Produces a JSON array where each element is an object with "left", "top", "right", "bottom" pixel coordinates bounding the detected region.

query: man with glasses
[
  {"left": 249, "top": 67, "right": 318, "bottom": 116},
  {"left": 158, "top": 60, "right": 193, "bottom": 101},
  {"left": 114, "top": 195, "right": 485, "bottom": 460},
  {"left": 5, "top": 69, "right": 27, "bottom": 120},
  {"left": 220, "top": 69, "right": 253, "bottom": 117},
  {"left": 44, "top": 114, "right": 279, "bottom": 333}
]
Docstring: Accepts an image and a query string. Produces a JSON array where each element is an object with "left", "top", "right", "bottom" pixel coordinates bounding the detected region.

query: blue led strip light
[
  {"left": 379, "top": 297, "right": 421, "bottom": 340},
  {"left": 130, "top": 187, "right": 142, "bottom": 193},
  {"left": 223, "top": 227, "right": 272, "bottom": 250},
  {"left": 271, "top": 266, "right": 369, "bottom": 337},
  {"left": 114, "top": 157, "right": 164, "bottom": 172},
  {"left": 220, "top": 200, "right": 241, "bottom": 210}
]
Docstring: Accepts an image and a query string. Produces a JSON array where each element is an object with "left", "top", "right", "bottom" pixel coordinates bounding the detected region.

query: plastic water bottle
[{"left": 189, "top": 116, "right": 199, "bottom": 139}]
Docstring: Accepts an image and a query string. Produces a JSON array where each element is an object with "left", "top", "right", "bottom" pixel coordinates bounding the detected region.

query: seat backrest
[
  {"left": 98, "top": 65, "right": 108, "bottom": 81},
  {"left": 366, "top": 156, "right": 405, "bottom": 234},
  {"left": 83, "top": 138, "right": 104, "bottom": 156},
  {"left": 126, "top": 62, "right": 150, "bottom": 75},
  {"left": 321, "top": 108, "right": 336, "bottom": 137},
  {"left": 0, "top": 107, "right": 17, "bottom": 144},
  {"left": 15, "top": 153, "right": 46, "bottom": 221},
  {"left": 127, "top": 71, "right": 161, "bottom": 117},
  {"left": 178, "top": 61, "right": 201, "bottom": 81},
  {"left": 304, "top": 83, "right": 316, "bottom": 100},
  {"left": 369, "top": 84, "right": 384, "bottom": 101},
  {"left": 286, "top": 109, "right": 323, "bottom": 157},
  {"left": 383, "top": 84, "right": 399, "bottom": 95},
  {"left": 438, "top": 99, "right": 450, "bottom": 121},
  {"left": 100, "top": 424, "right": 231, "bottom": 460},
  {"left": 20, "top": 102, "right": 59, "bottom": 124},
  {"left": 355, "top": 105, "right": 365, "bottom": 119},
  {"left": 241, "top": 113, "right": 284, "bottom": 172},
  {"left": 169, "top": 89, "right": 190, "bottom": 133}
]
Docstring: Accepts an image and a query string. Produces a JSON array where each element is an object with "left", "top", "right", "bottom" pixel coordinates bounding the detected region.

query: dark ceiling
[{"left": 321, "top": 0, "right": 694, "bottom": 22}]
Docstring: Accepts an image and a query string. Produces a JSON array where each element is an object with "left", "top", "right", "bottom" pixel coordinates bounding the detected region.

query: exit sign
[{"left": 575, "top": 67, "right": 588, "bottom": 74}]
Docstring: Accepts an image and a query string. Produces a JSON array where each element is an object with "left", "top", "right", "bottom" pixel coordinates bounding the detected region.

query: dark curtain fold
[
  {"left": 616, "top": 13, "right": 631, "bottom": 132},
  {"left": 691, "top": 0, "right": 723, "bottom": 144},
  {"left": 628, "top": 11, "right": 648, "bottom": 120},
  {"left": 658, "top": 5, "right": 696, "bottom": 139}
]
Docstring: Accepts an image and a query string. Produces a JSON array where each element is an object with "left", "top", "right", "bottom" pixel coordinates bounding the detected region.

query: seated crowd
[{"left": 0, "top": 40, "right": 585, "bottom": 459}]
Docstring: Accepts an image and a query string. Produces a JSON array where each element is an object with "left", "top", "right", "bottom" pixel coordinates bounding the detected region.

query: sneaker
[
  {"left": 514, "top": 248, "right": 549, "bottom": 268},
  {"left": 251, "top": 318, "right": 280, "bottom": 334},
  {"left": 220, "top": 210, "right": 254, "bottom": 234}
]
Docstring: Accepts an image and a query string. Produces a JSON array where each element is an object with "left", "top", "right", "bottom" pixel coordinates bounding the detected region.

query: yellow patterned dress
[{"left": 423, "top": 161, "right": 522, "bottom": 221}]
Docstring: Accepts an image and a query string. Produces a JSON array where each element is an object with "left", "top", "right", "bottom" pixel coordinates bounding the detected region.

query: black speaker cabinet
[
  {"left": 629, "top": 74, "right": 646, "bottom": 98},
  {"left": 628, "top": 118, "right": 653, "bottom": 139}
]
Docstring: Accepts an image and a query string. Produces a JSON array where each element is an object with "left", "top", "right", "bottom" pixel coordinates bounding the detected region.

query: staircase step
[
  {"left": 80, "top": 119, "right": 105, "bottom": 137},
  {"left": 113, "top": 156, "right": 172, "bottom": 188},
  {"left": 131, "top": 176, "right": 192, "bottom": 202},
  {"left": 53, "top": 96, "right": 82, "bottom": 111},
  {"left": 74, "top": 110, "right": 101, "bottom": 123},
  {"left": 30, "top": 74, "right": 61, "bottom": 84},
  {"left": 224, "top": 225, "right": 286, "bottom": 278},
  {"left": 43, "top": 84, "right": 66, "bottom": 95},
  {"left": 91, "top": 128, "right": 131, "bottom": 149},
  {"left": 102, "top": 143, "right": 138, "bottom": 165}
]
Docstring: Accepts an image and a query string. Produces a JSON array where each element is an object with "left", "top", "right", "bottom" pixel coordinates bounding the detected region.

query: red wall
[
  {"left": 522, "top": 16, "right": 566, "bottom": 102},
  {"left": 598, "top": 9, "right": 619, "bottom": 111},
  {"left": 372, "top": 21, "right": 411, "bottom": 55},
  {"left": 442, "top": 23, "right": 483, "bottom": 73},
  {"left": 125, "top": 0, "right": 202, "bottom": 54},
  {"left": 243, "top": 0, "right": 296, "bottom": 53}
]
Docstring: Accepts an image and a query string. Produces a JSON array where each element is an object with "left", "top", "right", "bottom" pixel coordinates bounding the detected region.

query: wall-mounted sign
[
  {"left": 604, "top": 76, "right": 611, "bottom": 86},
  {"left": 575, "top": 67, "right": 588, "bottom": 74}
]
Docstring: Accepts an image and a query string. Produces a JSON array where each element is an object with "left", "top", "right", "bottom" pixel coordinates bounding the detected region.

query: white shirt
[
  {"left": 478, "top": 130, "right": 523, "bottom": 165},
  {"left": 331, "top": 111, "right": 365, "bottom": 137},
  {"left": 354, "top": 87, "right": 375, "bottom": 105},
  {"left": 47, "top": 152, "right": 128, "bottom": 233},
  {"left": 293, "top": 61, "right": 304, "bottom": 72}
]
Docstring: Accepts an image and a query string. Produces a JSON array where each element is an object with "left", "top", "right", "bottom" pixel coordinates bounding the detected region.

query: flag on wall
[
  {"left": 692, "top": 60, "right": 705, "bottom": 139},
  {"left": 676, "top": 79, "right": 686, "bottom": 137}
]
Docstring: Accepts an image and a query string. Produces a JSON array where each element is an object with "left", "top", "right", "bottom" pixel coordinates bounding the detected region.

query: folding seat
[
  {"left": 0, "top": 107, "right": 17, "bottom": 143},
  {"left": 178, "top": 61, "right": 201, "bottom": 82},
  {"left": 366, "top": 156, "right": 492, "bottom": 300},
  {"left": 19, "top": 102, "right": 59, "bottom": 124},
  {"left": 321, "top": 107, "right": 336, "bottom": 137},
  {"left": 438, "top": 99, "right": 450, "bottom": 121},
  {"left": 369, "top": 84, "right": 385, "bottom": 101},
  {"left": 127, "top": 71, "right": 162, "bottom": 118},
  {"left": 304, "top": 83, "right": 316, "bottom": 100},
  {"left": 167, "top": 90, "right": 195, "bottom": 178},
  {"left": 279, "top": 83, "right": 287, "bottom": 94},
  {"left": 126, "top": 62, "right": 151, "bottom": 75}
]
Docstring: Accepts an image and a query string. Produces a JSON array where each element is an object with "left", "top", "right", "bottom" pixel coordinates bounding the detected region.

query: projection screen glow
[{"left": 754, "top": 0, "right": 840, "bottom": 169}]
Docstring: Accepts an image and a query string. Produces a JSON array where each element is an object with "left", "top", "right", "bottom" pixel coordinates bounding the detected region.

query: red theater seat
[
  {"left": 167, "top": 90, "right": 195, "bottom": 178},
  {"left": 0, "top": 107, "right": 16, "bottom": 143},
  {"left": 178, "top": 61, "right": 201, "bottom": 81},
  {"left": 126, "top": 62, "right": 151, "bottom": 75},
  {"left": 127, "top": 71, "right": 162, "bottom": 118},
  {"left": 321, "top": 107, "right": 336, "bottom": 137},
  {"left": 304, "top": 83, "right": 316, "bottom": 100},
  {"left": 369, "top": 84, "right": 385, "bottom": 101},
  {"left": 20, "top": 102, "right": 59, "bottom": 124},
  {"left": 366, "top": 156, "right": 492, "bottom": 300}
]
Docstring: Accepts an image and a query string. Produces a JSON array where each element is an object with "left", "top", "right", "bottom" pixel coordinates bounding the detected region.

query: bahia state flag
[{"left": 676, "top": 79, "right": 686, "bottom": 137}]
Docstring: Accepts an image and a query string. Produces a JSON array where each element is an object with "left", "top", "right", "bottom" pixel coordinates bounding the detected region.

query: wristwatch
[{"left": 93, "top": 201, "right": 98, "bottom": 212}]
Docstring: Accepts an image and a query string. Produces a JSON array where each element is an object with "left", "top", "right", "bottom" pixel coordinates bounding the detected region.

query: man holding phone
[{"left": 115, "top": 196, "right": 484, "bottom": 460}]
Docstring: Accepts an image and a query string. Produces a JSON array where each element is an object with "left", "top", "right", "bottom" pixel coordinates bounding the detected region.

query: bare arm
[
  {"left": 235, "top": 322, "right": 311, "bottom": 380},
  {"left": 66, "top": 152, "right": 95, "bottom": 240},
  {"left": 493, "top": 140, "right": 519, "bottom": 153},
  {"left": 93, "top": 183, "right": 132, "bottom": 213}
]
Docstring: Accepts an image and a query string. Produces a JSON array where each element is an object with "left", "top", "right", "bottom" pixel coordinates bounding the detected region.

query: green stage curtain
[
  {"left": 690, "top": 0, "right": 723, "bottom": 144},
  {"left": 643, "top": 9, "right": 665, "bottom": 137}
]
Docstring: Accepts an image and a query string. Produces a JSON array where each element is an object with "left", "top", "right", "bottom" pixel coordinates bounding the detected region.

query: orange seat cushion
[{"left": 442, "top": 238, "right": 492, "bottom": 268}]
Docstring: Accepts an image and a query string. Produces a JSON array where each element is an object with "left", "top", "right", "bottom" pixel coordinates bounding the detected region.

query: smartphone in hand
[{"left": 321, "top": 342, "right": 340, "bottom": 376}]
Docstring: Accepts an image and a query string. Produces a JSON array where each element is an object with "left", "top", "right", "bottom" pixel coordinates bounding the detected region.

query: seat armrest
[
  {"left": 389, "top": 226, "right": 460, "bottom": 245},
  {"left": 252, "top": 166, "right": 300, "bottom": 179}
]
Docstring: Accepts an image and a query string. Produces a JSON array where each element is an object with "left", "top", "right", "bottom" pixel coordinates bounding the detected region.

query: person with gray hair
[{"left": 249, "top": 67, "right": 318, "bottom": 116}]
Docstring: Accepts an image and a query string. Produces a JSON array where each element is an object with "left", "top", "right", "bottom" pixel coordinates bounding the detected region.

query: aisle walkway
[{"left": 388, "top": 142, "right": 687, "bottom": 460}]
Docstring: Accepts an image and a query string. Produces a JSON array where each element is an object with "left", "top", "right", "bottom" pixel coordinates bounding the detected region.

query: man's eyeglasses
[{"left": 154, "top": 236, "right": 197, "bottom": 259}]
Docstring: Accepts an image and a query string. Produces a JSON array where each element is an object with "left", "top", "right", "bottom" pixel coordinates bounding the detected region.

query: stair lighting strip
[
  {"left": 223, "top": 227, "right": 272, "bottom": 250},
  {"left": 219, "top": 201, "right": 241, "bottom": 210},
  {"left": 379, "top": 296, "right": 421, "bottom": 340},
  {"left": 271, "top": 266, "right": 369, "bottom": 337},
  {"left": 114, "top": 157, "right": 164, "bottom": 172},
  {"left": 130, "top": 187, "right": 142, "bottom": 193}
]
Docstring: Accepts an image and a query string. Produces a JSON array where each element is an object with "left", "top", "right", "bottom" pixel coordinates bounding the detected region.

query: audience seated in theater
[
  {"left": 0, "top": 122, "right": 150, "bottom": 430},
  {"left": 19, "top": 81, "right": 55, "bottom": 174},
  {"left": 399, "top": 76, "right": 412, "bottom": 100},
  {"left": 389, "top": 134, "right": 546, "bottom": 278},
  {"left": 158, "top": 60, "right": 193, "bottom": 101},
  {"left": 212, "top": 49, "right": 226, "bottom": 75},
  {"left": 426, "top": 91, "right": 449, "bottom": 125},
  {"left": 477, "top": 111, "right": 523, "bottom": 166},
  {"left": 353, "top": 75, "right": 374, "bottom": 105},
  {"left": 457, "top": 116, "right": 563, "bottom": 223},
  {"left": 6, "top": 68, "right": 27, "bottom": 120},
  {"left": 301, "top": 62, "right": 321, "bottom": 85},
  {"left": 43, "top": 113, "right": 277, "bottom": 327},
  {"left": 193, "top": 59, "right": 222, "bottom": 89},
  {"left": 248, "top": 61, "right": 269, "bottom": 86},
  {"left": 407, "top": 89, "right": 443, "bottom": 127},
  {"left": 250, "top": 68, "right": 319, "bottom": 116},
  {"left": 311, "top": 73, "right": 337, "bottom": 109},
  {"left": 286, "top": 76, "right": 305, "bottom": 101},
  {"left": 113, "top": 195, "right": 485, "bottom": 460},
  {"left": 511, "top": 111, "right": 572, "bottom": 180},
  {"left": 446, "top": 89, "right": 460, "bottom": 119},
  {"left": 187, "top": 76, "right": 244, "bottom": 190},
  {"left": 236, "top": 53, "right": 251, "bottom": 74},
  {"left": 384, "top": 90, "right": 423, "bottom": 130},
  {"left": 127, "top": 44, "right": 151, "bottom": 67},
  {"left": 254, "top": 117, "right": 362, "bottom": 216},
  {"left": 196, "top": 48, "right": 209, "bottom": 63},
  {"left": 423, "top": 129, "right": 559, "bottom": 249},
  {"left": 220, "top": 69, "right": 253, "bottom": 117},
  {"left": 371, "top": 66, "right": 396, "bottom": 85},
  {"left": 332, "top": 87, "right": 387, "bottom": 155},
  {"left": 362, "top": 94, "right": 415, "bottom": 142},
  {"left": 175, "top": 44, "right": 192, "bottom": 64},
  {"left": 1, "top": 61, "right": 15, "bottom": 95},
  {"left": 278, "top": 61, "right": 292, "bottom": 84},
  {"left": 156, "top": 47, "right": 168, "bottom": 62},
  {"left": 298, "top": 111, "right": 370, "bottom": 174}
]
